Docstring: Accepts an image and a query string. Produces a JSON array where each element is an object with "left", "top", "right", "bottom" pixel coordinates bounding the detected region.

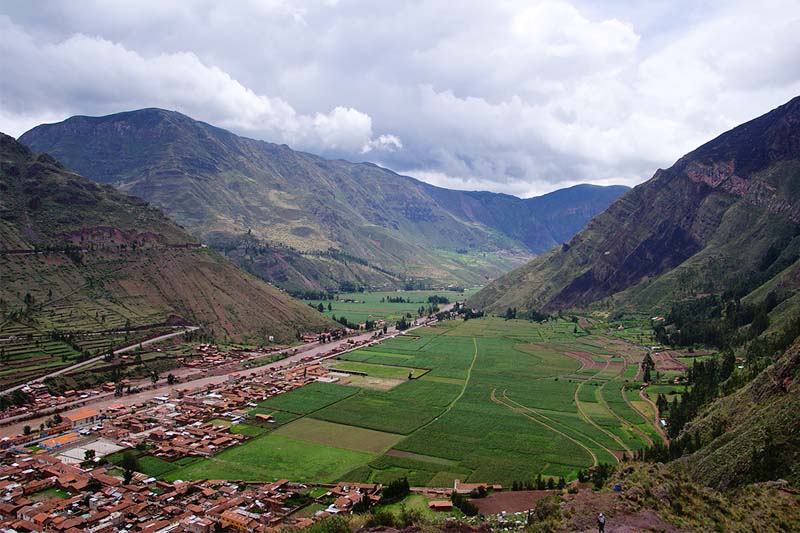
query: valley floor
[{"left": 166, "top": 317, "right": 664, "bottom": 486}]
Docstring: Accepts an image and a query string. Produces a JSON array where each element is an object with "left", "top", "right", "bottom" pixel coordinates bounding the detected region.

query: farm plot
[
  {"left": 305, "top": 289, "right": 476, "bottom": 324},
  {"left": 328, "top": 361, "right": 429, "bottom": 379},
  {"left": 160, "top": 318, "right": 662, "bottom": 486},
  {"left": 256, "top": 382, "right": 358, "bottom": 414},
  {"left": 310, "top": 379, "right": 462, "bottom": 434},
  {"left": 273, "top": 418, "right": 403, "bottom": 454},
  {"left": 165, "top": 434, "right": 373, "bottom": 483}
]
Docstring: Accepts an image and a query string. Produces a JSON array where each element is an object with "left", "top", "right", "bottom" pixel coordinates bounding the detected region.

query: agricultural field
[
  {"left": 305, "top": 289, "right": 477, "bottom": 324},
  {"left": 170, "top": 317, "right": 666, "bottom": 487},
  {"left": 0, "top": 303, "right": 172, "bottom": 390}
]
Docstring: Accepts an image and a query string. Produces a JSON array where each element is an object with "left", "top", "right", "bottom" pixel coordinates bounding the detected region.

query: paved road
[{"left": 0, "top": 327, "right": 199, "bottom": 395}]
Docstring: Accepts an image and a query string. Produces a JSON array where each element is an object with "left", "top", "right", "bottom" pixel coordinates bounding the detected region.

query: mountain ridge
[
  {"left": 19, "top": 108, "right": 628, "bottom": 292},
  {"left": 471, "top": 95, "right": 800, "bottom": 314},
  {"left": 0, "top": 132, "right": 333, "bottom": 342}
]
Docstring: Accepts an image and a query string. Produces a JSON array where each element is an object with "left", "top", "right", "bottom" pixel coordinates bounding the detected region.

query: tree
[
  {"left": 23, "top": 425, "right": 31, "bottom": 435},
  {"left": 150, "top": 371, "right": 159, "bottom": 386},
  {"left": 328, "top": 302, "right": 332, "bottom": 311},
  {"left": 84, "top": 449, "right": 96, "bottom": 462},
  {"left": 167, "top": 373, "right": 176, "bottom": 385},
  {"left": 120, "top": 452, "right": 139, "bottom": 484},
  {"left": 317, "top": 303, "right": 325, "bottom": 313},
  {"left": 381, "top": 477, "right": 410, "bottom": 503}
]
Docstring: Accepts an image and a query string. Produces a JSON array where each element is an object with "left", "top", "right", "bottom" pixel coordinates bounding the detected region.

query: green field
[
  {"left": 165, "top": 434, "right": 372, "bottom": 482},
  {"left": 168, "top": 317, "right": 666, "bottom": 486},
  {"left": 273, "top": 418, "right": 403, "bottom": 453},
  {"left": 306, "top": 289, "right": 476, "bottom": 323},
  {"left": 329, "top": 361, "right": 428, "bottom": 379}
]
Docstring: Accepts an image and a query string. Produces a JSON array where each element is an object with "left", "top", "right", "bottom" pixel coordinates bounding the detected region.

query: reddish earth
[
  {"left": 651, "top": 351, "right": 687, "bottom": 373},
  {"left": 561, "top": 349, "right": 605, "bottom": 371},
  {"left": 471, "top": 490, "right": 553, "bottom": 515},
  {"left": 562, "top": 489, "right": 688, "bottom": 532}
]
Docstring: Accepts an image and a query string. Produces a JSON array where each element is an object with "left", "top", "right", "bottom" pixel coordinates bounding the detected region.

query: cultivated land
[
  {"left": 168, "top": 317, "right": 663, "bottom": 486},
  {"left": 307, "top": 289, "right": 478, "bottom": 323}
]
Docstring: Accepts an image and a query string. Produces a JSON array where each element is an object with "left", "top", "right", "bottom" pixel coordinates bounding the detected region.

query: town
[{"left": 0, "top": 311, "right": 471, "bottom": 532}]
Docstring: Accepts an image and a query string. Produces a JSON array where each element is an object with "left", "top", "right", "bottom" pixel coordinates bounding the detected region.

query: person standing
[{"left": 598, "top": 512, "right": 606, "bottom": 532}]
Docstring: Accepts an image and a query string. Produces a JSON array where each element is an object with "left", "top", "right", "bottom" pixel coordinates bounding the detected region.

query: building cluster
[
  {"left": 0, "top": 452, "right": 382, "bottom": 532},
  {"left": 0, "top": 360, "right": 389, "bottom": 531}
]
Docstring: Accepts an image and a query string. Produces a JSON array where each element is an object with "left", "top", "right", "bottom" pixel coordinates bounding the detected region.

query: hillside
[
  {"left": 472, "top": 96, "right": 800, "bottom": 315},
  {"left": 19, "top": 109, "right": 627, "bottom": 292},
  {"left": 680, "top": 336, "right": 800, "bottom": 490},
  {"left": 0, "top": 132, "right": 333, "bottom": 343}
]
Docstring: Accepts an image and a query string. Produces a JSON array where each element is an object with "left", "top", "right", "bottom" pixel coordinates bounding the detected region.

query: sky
[{"left": 1, "top": 1, "right": 799, "bottom": 197}]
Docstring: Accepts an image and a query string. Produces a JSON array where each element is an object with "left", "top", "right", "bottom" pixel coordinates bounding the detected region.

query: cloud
[
  {"left": 1, "top": 1, "right": 799, "bottom": 197},
  {"left": 0, "top": 15, "right": 397, "bottom": 155},
  {"left": 362, "top": 134, "right": 403, "bottom": 154}
]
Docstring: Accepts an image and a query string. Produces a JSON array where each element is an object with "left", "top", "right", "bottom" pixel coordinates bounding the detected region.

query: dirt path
[
  {"left": 572, "top": 357, "right": 630, "bottom": 459},
  {"left": 597, "top": 380, "right": 654, "bottom": 449},
  {"left": 639, "top": 388, "right": 669, "bottom": 445},
  {"left": 410, "top": 337, "right": 478, "bottom": 435},
  {"left": 491, "top": 388, "right": 598, "bottom": 467}
]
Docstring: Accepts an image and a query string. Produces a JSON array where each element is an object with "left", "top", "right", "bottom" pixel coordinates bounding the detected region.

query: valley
[{"left": 1, "top": 94, "right": 799, "bottom": 531}]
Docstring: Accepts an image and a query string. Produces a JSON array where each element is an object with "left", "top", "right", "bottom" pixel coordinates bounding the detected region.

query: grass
[
  {"left": 137, "top": 455, "right": 179, "bottom": 477},
  {"left": 230, "top": 423, "right": 266, "bottom": 437},
  {"left": 165, "top": 434, "right": 373, "bottom": 483},
  {"left": 375, "top": 493, "right": 443, "bottom": 518},
  {"left": 329, "top": 361, "right": 428, "bottom": 379},
  {"left": 257, "top": 382, "right": 358, "bottom": 414},
  {"left": 274, "top": 418, "right": 403, "bottom": 454}
]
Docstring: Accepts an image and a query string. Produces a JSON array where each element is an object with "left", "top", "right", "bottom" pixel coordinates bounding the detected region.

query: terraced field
[{"left": 167, "top": 317, "right": 664, "bottom": 486}]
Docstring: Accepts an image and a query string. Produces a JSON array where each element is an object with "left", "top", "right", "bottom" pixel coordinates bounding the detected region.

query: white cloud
[
  {"left": 0, "top": 15, "right": 395, "bottom": 155},
  {"left": 362, "top": 134, "right": 403, "bottom": 154},
  {"left": 1, "top": 1, "right": 799, "bottom": 196}
]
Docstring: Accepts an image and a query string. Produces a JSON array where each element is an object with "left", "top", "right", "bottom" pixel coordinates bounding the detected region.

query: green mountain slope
[
  {"left": 682, "top": 337, "right": 800, "bottom": 489},
  {"left": 0, "top": 132, "right": 332, "bottom": 343},
  {"left": 18, "top": 109, "right": 627, "bottom": 292},
  {"left": 472, "top": 96, "right": 800, "bottom": 314}
]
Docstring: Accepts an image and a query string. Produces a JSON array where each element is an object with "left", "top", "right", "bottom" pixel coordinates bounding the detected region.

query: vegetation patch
[{"left": 273, "top": 418, "right": 403, "bottom": 454}]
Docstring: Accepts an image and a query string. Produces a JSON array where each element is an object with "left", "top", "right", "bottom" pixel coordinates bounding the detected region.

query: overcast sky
[{"left": 2, "top": 1, "right": 799, "bottom": 197}]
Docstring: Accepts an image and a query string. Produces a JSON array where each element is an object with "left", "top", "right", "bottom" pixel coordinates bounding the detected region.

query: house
[
  {"left": 64, "top": 408, "right": 100, "bottom": 428},
  {"left": 219, "top": 508, "right": 259, "bottom": 531},
  {"left": 428, "top": 501, "right": 453, "bottom": 511},
  {"left": 39, "top": 433, "right": 80, "bottom": 451}
]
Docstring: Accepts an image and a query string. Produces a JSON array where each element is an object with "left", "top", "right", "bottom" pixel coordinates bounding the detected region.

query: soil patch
[{"left": 471, "top": 490, "right": 553, "bottom": 515}]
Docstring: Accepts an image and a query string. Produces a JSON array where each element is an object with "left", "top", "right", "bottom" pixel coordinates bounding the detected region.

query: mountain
[
  {"left": 18, "top": 109, "right": 628, "bottom": 293},
  {"left": 0, "top": 132, "right": 333, "bottom": 343},
  {"left": 471, "top": 96, "right": 800, "bottom": 315}
]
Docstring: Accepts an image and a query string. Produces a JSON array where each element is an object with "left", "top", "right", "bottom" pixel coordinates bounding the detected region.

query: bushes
[
  {"left": 305, "top": 515, "right": 350, "bottom": 533},
  {"left": 381, "top": 476, "right": 410, "bottom": 503},
  {"left": 364, "top": 504, "right": 425, "bottom": 529},
  {"left": 451, "top": 491, "right": 478, "bottom": 516}
]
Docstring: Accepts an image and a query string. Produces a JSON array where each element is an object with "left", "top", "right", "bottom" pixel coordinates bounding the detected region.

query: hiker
[{"left": 597, "top": 512, "right": 606, "bottom": 532}]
